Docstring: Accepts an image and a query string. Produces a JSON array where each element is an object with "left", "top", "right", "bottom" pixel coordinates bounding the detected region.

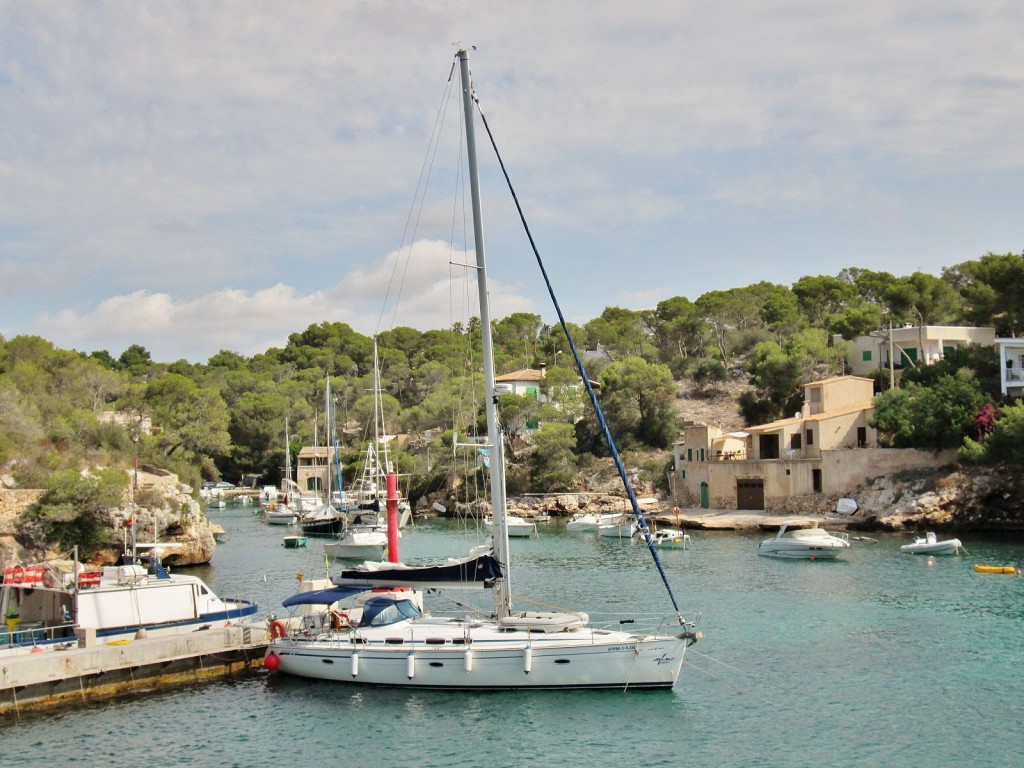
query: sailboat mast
[
  {"left": 373, "top": 339, "right": 384, "bottom": 482},
  {"left": 458, "top": 48, "right": 511, "bottom": 618}
]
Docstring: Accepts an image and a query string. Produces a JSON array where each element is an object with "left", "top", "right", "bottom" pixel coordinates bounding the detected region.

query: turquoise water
[{"left": 5, "top": 501, "right": 1024, "bottom": 767}]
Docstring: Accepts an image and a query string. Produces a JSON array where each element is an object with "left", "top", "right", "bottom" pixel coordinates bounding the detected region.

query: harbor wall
[{"left": 0, "top": 624, "right": 269, "bottom": 719}]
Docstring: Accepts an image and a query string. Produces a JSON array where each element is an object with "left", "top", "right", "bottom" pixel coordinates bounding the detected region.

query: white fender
[
  {"left": 464, "top": 648, "right": 474, "bottom": 672},
  {"left": 351, "top": 651, "right": 359, "bottom": 677},
  {"left": 523, "top": 644, "right": 533, "bottom": 674},
  {"left": 406, "top": 651, "right": 415, "bottom": 679}
]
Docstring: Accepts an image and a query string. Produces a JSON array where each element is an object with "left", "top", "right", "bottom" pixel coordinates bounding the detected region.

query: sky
[{"left": 2, "top": 1, "right": 1022, "bottom": 363}]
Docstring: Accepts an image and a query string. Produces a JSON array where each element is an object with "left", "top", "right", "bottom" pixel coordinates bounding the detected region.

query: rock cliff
[{"left": 0, "top": 469, "right": 217, "bottom": 567}]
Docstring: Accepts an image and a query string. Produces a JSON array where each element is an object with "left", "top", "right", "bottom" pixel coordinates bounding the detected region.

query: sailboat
[
  {"left": 266, "top": 418, "right": 300, "bottom": 525},
  {"left": 299, "top": 379, "right": 346, "bottom": 538},
  {"left": 264, "top": 49, "right": 700, "bottom": 690},
  {"left": 324, "top": 341, "right": 409, "bottom": 560}
]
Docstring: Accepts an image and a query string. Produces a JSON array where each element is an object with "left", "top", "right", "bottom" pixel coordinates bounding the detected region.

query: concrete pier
[{"left": 1, "top": 623, "right": 269, "bottom": 719}]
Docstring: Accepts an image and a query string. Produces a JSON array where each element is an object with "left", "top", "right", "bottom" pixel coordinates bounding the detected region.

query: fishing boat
[
  {"left": 264, "top": 49, "right": 700, "bottom": 690},
  {"left": 0, "top": 549, "right": 257, "bottom": 655},
  {"left": 265, "top": 504, "right": 299, "bottom": 526},
  {"left": 899, "top": 532, "right": 963, "bottom": 555},
  {"left": 598, "top": 517, "right": 637, "bottom": 539},
  {"left": 282, "top": 535, "right": 307, "bottom": 549},
  {"left": 757, "top": 520, "right": 850, "bottom": 559}
]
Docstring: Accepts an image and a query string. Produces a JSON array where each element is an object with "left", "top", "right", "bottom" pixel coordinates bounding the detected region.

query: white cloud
[{"left": 3, "top": 1, "right": 1023, "bottom": 361}]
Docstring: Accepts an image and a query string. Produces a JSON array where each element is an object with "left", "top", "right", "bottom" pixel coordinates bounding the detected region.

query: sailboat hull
[{"left": 268, "top": 623, "right": 690, "bottom": 690}]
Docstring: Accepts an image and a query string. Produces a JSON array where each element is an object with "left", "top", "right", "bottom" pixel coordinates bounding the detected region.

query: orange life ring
[{"left": 269, "top": 619, "right": 288, "bottom": 639}]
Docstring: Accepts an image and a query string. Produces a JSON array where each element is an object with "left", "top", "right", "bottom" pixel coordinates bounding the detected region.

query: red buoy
[{"left": 264, "top": 652, "right": 280, "bottom": 671}]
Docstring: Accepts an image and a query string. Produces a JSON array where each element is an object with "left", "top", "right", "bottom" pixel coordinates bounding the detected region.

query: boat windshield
[{"left": 358, "top": 597, "right": 421, "bottom": 628}]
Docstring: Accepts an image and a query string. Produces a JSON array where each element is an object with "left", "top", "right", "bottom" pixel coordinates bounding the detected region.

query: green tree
[
  {"left": 871, "top": 372, "right": 986, "bottom": 450},
  {"left": 17, "top": 468, "right": 127, "bottom": 556},
  {"left": 598, "top": 357, "right": 678, "bottom": 449},
  {"left": 944, "top": 252, "right": 1024, "bottom": 336},
  {"left": 961, "top": 402, "right": 1024, "bottom": 465},
  {"left": 145, "top": 374, "right": 231, "bottom": 462},
  {"left": 530, "top": 422, "right": 578, "bottom": 491}
]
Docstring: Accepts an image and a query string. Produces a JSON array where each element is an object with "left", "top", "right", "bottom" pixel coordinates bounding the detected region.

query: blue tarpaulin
[{"left": 281, "top": 585, "right": 369, "bottom": 607}]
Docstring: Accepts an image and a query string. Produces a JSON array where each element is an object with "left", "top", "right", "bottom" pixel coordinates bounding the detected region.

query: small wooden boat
[
  {"left": 900, "top": 532, "right": 963, "bottom": 555},
  {"left": 283, "top": 536, "right": 307, "bottom": 549},
  {"left": 974, "top": 564, "right": 1018, "bottom": 574}
]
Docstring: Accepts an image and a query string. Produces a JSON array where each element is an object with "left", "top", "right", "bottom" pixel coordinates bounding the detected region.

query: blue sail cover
[
  {"left": 333, "top": 553, "right": 503, "bottom": 590},
  {"left": 281, "top": 585, "right": 369, "bottom": 607}
]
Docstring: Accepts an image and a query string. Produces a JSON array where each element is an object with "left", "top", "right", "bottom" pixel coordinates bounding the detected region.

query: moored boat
[
  {"left": 757, "top": 520, "right": 850, "bottom": 559},
  {"left": 263, "top": 49, "right": 700, "bottom": 691},
  {"left": 0, "top": 551, "right": 257, "bottom": 655},
  {"left": 652, "top": 529, "right": 691, "bottom": 549},
  {"left": 900, "top": 532, "right": 963, "bottom": 555},
  {"left": 974, "top": 564, "right": 1018, "bottom": 574}
]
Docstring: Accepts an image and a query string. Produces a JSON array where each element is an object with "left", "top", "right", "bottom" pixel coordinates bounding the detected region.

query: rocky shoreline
[{"left": 423, "top": 464, "right": 1024, "bottom": 534}]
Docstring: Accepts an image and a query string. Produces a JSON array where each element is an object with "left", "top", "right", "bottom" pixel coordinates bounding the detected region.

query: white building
[
  {"left": 996, "top": 338, "right": 1024, "bottom": 399},
  {"left": 842, "top": 325, "right": 996, "bottom": 376}
]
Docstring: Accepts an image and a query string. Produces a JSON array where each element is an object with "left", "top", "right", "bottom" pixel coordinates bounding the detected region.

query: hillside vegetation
[{"left": 2, "top": 253, "right": 1022, "bottom": 529}]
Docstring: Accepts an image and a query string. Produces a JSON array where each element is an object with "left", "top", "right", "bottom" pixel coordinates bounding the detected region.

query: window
[
  {"left": 862, "top": 350, "right": 872, "bottom": 362},
  {"left": 812, "top": 469, "right": 822, "bottom": 493},
  {"left": 857, "top": 427, "right": 867, "bottom": 448},
  {"left": 790, "top": 434, "right": 802, "bottom": 450},
  {"left": 806, "top": 429, "right": 814, "bottom": 446}
]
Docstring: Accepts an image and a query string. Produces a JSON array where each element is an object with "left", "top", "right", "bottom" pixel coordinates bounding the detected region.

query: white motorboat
[
  {"left": 486, "top": 514, "right": 537, "bottom": 538},
  {"left": 566, "top": 512, "right": 622, "bottom": 532},
  {"left": 652, "top": 529, "right": 691, "bottom": 549},
  {"left": 0, "top": 549, "right": 257, "bottom": 656},
  {"left": 264, "top": 49, "right": 700, "bottom": 691},
  {"left": 757, "top": 520, "right": 850, "bottom": 559},
  {"left": 900, "top": 531, "right": 963, "bottom": 555},
  {"left": 324, "top": 527, "right": 390, "bottom": 560}
]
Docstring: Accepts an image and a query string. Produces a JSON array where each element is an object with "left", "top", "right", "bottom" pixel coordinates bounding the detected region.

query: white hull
[
  {"left": 599, "top": 522, "right": 636, "bottom": 539},
  {"left": 567, "top": 512, "right": 622, "bottom": 532},
  {"left": 652, "top": 529, "right": 691, "bottom": 549},
  {"left": 758, "top": 521, "right": 850, "bottom": 559},
  {"left": 757, "top": 542, "right": 847, "bottom": 559},
  {"left": 266, "top": 509, "right": 298, "bottom": 525},
  {"left": 270, "top": 620, "right": 689, "bottom": 690},
  {"left": 900, "top": 537, "right": 962, "bottom": 555}
]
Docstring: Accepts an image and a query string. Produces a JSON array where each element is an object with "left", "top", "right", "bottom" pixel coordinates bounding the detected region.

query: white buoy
[
  {"left": 350, "top": 651, "right": 359, "bottom": 677},
  {"left": 406, "top": 651, "right": 416, "bottom": 679},
  {"left": 464, "top": 648, "right": 474, "bottom": 672},
  {"left": 523, "top": 645, "right": 533, "bottom": 674}
]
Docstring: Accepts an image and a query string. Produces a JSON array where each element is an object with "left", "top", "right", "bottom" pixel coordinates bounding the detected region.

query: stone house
[{"left": 674, "top": 375, "right": 953, "bottom": 511}]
